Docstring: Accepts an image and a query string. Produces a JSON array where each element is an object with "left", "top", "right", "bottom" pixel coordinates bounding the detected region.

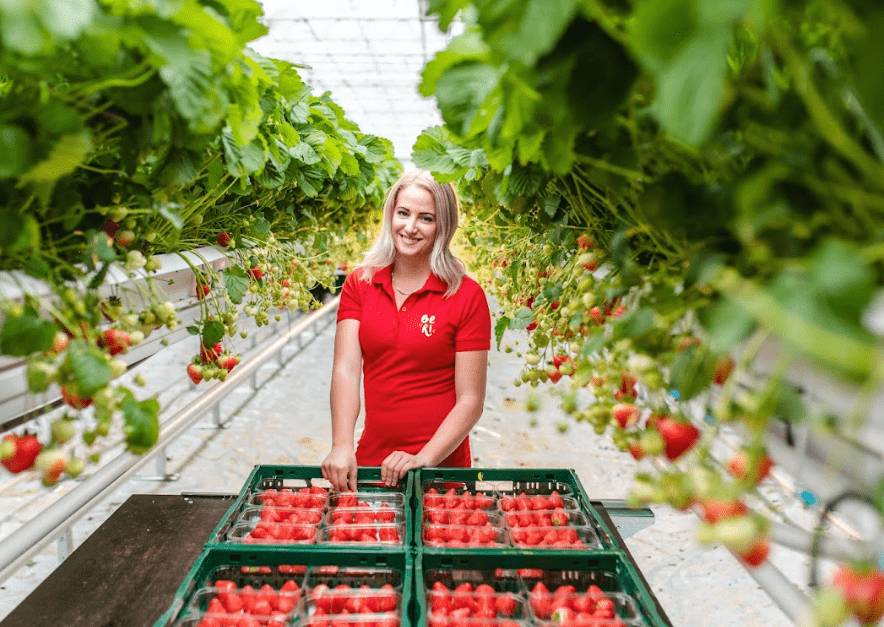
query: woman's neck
[{"left": 392, "top": 256, "right": 431, "bottom": 281}]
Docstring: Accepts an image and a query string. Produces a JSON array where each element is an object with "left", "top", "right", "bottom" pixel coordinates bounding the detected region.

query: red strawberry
[
  {"left": 589, "top": 306, "right": 605, "bottom": 325},
  {"left": 196, "top": 283, "right": 210, "bottom": 300},
  {"left": 61, "top": 386, "right": 93, "bottom": 409},
  {"left": 577, "top": 234, "right": 594, "bottom": 250},
  {"left": 200, "top": 342, "right": 223, "bottom": 364},
  {"left": 628, "top": 440, "right": 645, "bottom": 460},
  {"left": 98, "top": 329, "right": 130, "bottom": 356},
  {"left": 221, "top": 354, "right": 240, "bottom": 372},
  {"left": 700, "top": 499, "right": 748, "bottom": 524},
  {"left": 736, "top": 539, "right": 770, "bottom": 568},
  {"left": 250, "top": 266, "right": 265, "bottom": 280},
  {"left": 1, "top": 433, "right": 43, "bottom": 474},
  {"left": 115, "top": 229, "right": 135, "bottom": 247},
  {"left": 614, "top": 372, "right": 637, "bottom": 401},
  {"left": 546, "top": 365, "right": 563, "bottom": 384},
  {"left": 727, "top": 449, "right": 774, "bottom": 485},
  {"left": 612, "top": 403, "right": 639, "bottom": 429},
  {"left": 656, "top": 416, "right": 699, "bottom": 461},
  {"left": 187, "top": 363, "right": 203, "bottom": 385},
  {"left": 101, "top": 219, "right": 120, "bottom": 237},
  {"left": 217, "top": 232, "right": 231, "bottom": 247},
  {"left": 831, "top": 563, "right": 884, "bottom": 624}
]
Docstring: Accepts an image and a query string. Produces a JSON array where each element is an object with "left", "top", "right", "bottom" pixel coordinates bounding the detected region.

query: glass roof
[{"left": 251, "top": 0, "right": 463, "bottom": 168}]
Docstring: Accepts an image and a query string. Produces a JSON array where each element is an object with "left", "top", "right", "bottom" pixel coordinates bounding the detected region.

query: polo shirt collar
[{"left": 373, "top": 264, "right": 447, "bottom": 294}]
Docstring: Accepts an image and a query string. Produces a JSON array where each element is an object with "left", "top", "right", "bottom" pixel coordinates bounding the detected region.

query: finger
[
  {"left": 381, "top": 453, "right": 397, "bottom": 486},
  {"left": 348, "top": 461, "right": 358, "bottom": 492}
]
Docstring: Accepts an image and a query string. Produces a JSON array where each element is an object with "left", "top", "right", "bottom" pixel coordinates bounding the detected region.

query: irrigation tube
[{"left": 0, "top": 297, "right": 340, "bottom": 585}]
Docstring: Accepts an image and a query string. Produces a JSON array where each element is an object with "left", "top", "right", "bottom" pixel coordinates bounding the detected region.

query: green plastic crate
[
  {"left": 154, "top": 545, "right": 416, "bottom": 627},
  {"left": 206, "top": 465, "right": 413, "bottom": 551},
  {"left": 413, "top": 551, "right": 670, "bottom": 627},
  {"left": 413, "top": 468, "right": 619, "bottom": 553}
]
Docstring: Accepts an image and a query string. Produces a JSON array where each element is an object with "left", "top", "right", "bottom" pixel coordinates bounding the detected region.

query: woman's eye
[{"left": 422, "top": 216, "right": 434, "bottom": 222}]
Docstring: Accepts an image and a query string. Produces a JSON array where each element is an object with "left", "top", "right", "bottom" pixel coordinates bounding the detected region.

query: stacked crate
[{"left": 154, "top": 466, "right": 670, "bottom": 627}]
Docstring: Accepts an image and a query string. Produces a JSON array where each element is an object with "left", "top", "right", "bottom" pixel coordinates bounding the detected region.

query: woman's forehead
[{"left": 395, "top": 184, "right": 436, "bottom": 212}]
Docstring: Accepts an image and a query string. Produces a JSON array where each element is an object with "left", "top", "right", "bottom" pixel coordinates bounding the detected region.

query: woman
[{"left": 321, "top": 169, "right": 491, "bottom": 491}]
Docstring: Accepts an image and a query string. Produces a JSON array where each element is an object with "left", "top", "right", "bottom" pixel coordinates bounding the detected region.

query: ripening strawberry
[
  {"left": 196, "top": 283, "right": 210, "bottom": 300},
  {"left": 115, "top": 229, "right": 135, "bottom": 247},
  {"left": 713, "top": 356, "right": 734, "bottom": 385},
  {"left": 61, "top": 386, "right": 93, "bottom": 409},
  {"left": 578, "top": 252, "right": 598, "bottom": 271},
  {"left": 186, "top": 363, "right": 203, "bottom": 385},
  {"left": 577, "top": 234, "right": 594, "bottom": 250},
  {"left": 727, "top": 448, "right": 774, "bottom": 485}
]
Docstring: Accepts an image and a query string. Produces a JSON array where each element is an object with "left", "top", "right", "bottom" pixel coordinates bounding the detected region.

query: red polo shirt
[{"left": 337, "top": 264, "right": 491, "bottom": 467}]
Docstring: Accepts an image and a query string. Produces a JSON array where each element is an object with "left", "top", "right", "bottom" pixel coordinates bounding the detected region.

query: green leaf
[
  {"left": 482, "top": 0, "right": 580, "bottom": 66},
  {"left": 494, "top": 315, "right": 509, "bottom": 350},
  {"left": 510, "top": 306, "right": 534, "bottom": 329},
  {"left": 427, "top": 0, "right": 470, "bottom": 30},
  {"left": 809, "top": 240, "right": 875, "bottom": 321},
  {"left": 222, "top": 132, "right": 267, "bottom": 177},
  {"left": 612, "top": 307, "right": 655, "bottom": 342},
  {"left": 202, "top": 320, "right": 226, "bottom": 347},
  {"left": 18, "top": 132, "right": 92, "bottom": 185},
  {"left": 290, "top": 141, "right": 321, "bottom": 165},
  {"left": 0, "top": 125, "right": 33, "bottom": 178},
  {"left": 698, "top": 298, "right": 755, "bottom": 352},
  {"left": 434, "top": 62, "right": 501, "bottom": 137},
  {"left": 0, "top": 211, "right": 41, "bottom": 255},
  {"left": 66, "top": 341, "right": 112, "bottom": 396},
  {"left": 224, "top": 266, "right": 250, "bottom": 304},
  {"left": 186, "top": 325, "right": 200, "bottom": 335},
  {"left": 0, "top": 307, "right": 56, "bottom": 356},
  {"left": 157, "top": 203, "right": 184, "bottom": 230},
  {"left": 669, "top": 345, "right": 716, "bottom": 401},
  {"left": 420, "top": 29, "right": 490, "bottom": 96},
  {"left": 43, "top": 0, "right": 98, "bottom": 40},
  {"left": 122, "top": 393, "right": 160, "bottom": 455},
  {"left": 251, "top": 216, "right": 271, "bottom": 236}
]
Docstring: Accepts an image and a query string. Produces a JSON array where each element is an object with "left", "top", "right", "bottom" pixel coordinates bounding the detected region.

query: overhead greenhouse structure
[{"left": 1, "top": 1, "right": 883, "bottom": 626}]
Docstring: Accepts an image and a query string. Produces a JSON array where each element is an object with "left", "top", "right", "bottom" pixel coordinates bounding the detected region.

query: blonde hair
[{"left": 360, "top": 169, "right": 465, "bottom": 297}]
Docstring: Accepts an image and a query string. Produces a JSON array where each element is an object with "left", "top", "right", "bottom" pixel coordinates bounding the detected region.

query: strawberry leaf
[
  {"left": 201, "top": 320, "right": 225, "bottom": 347},
  {"left": 0, "top": 306, "right": 56, "bottom": 356},
  {"left": 224, "top": 266, "right": 249, "bottom": 305},
  {"left": 494, "top": 315, "right": 509, "bottom": 350},
  {"left": 66, "top": 340, "right": 112, "bottom": 396},
  {"left": 121, "top": 392, "right": 160, "bottom": 455}
]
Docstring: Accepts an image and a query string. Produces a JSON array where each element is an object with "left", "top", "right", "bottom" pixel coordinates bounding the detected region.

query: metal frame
[{"left": 0, "top": 297, "right": 339, "bottom": 585}]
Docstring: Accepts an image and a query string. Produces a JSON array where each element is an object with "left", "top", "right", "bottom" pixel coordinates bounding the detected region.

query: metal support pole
[
  {"left": 137, "top": 446, "right": 181, "bottom": 482},
  {"left": 56, "top": 525, "right": 73, "bottom": 562}
]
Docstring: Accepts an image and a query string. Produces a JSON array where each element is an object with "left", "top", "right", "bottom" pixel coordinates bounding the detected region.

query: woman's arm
[
  {"left": 322, "top": 319, "right": 362, "bottom": 491},
  {"left": 380, "top": 349, "right": 488, "bottom": 486}
]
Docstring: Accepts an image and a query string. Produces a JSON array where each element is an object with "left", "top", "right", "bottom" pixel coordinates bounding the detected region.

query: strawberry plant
[
  {"left": 0, "top": 0, "right": 401, "bottom": 481},
  {"left": 415, "top": 0, "right": 884, "bottom": 615}
]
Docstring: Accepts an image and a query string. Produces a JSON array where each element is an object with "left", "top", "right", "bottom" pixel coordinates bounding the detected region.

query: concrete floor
[{"left": 0, "top": 304, "right": 811, "bottom": 626}]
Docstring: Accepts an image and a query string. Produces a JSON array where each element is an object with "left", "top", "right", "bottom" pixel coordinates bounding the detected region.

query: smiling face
[{"left": 391, "top": 184, "right": 438, "bottom": 261}]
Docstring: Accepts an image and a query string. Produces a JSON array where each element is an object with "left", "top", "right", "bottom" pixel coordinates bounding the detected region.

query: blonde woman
[{"left": 321, "top": 170, "right": 491, "bottom": 491}]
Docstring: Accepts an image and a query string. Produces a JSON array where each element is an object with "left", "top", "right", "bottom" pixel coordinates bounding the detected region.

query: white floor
[{"left": 0, "top": 304, "right": 809, "bottom": 626}]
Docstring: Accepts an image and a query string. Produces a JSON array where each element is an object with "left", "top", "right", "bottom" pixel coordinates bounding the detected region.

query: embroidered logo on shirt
[{"left": 421, "top": 314, "right": 436, "bottom": 337}]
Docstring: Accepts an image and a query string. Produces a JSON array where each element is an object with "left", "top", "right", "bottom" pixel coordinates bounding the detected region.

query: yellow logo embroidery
[{"left": 421, "top": 314, "right": 436, "bottom": 337}]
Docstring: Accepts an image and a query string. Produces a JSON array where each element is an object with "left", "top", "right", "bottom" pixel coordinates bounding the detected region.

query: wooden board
[{"left": 0, "top": 494, "right": 233, "bottom": 627}]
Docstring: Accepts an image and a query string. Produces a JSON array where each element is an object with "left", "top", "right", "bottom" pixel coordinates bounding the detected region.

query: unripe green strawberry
[
  {"left": 51, "top": 418, "right": 76, "bottom": 444},
  {"left": 26, "top": 361, "right": 57, "bottom": 393},
  {"left": 66, "top": 457, "right": 85, "bottom": 478},
  {"left": 714, "top": 514, "right": 763, "bottom": 552},
  {"left": 526, "top": 393, "right": 541, "bottom": 412},
  {"left": 525, "top": 353, "right": 540, "bottom": 366}
]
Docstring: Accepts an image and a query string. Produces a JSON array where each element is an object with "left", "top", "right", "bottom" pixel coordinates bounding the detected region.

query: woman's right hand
[{"left": 321, "top": 444, "right": 358, "bottom": 492}]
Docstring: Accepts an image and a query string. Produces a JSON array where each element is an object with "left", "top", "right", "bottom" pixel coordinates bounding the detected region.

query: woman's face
[{"left": 391, "top": 184, "right": 438, "bottom": 261}]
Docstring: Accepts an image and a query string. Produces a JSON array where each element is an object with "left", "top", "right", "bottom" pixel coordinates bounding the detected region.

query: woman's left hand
[{"left": 381, "top": 451, "right": 429, "bottom": 487}]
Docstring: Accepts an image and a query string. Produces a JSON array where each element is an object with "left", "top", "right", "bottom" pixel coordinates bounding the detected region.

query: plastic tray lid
[
  {"left": 507, "top": 524, "right": 602, "bottom": 550},
  {"left": 329, "top": 491, "right": 407, "bottom": 508},
  {"left": 501, "top": 509, "right": 588, "bottom": 528},
  {"left": 423, "top": 508, "right": 503, "bottom": 527},
  {"left": 326, "top": 504, "right": 406, "bottom": 525},
  {"left": 305, "top": 565, "right": 404, "bottom": 590},
  {"left": 323, "top": 521, "right": 405, "bottom": 545}
]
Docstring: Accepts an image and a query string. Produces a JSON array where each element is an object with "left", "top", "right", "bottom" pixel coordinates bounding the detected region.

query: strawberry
[
  {"left": 496, "top": 593, "right": 517, "bottom": 617},
  {"left": 221, "top": 354, "right": 240, "bottom": 372},
  {"left": 831, "top": 563, "right": 884, "bottom": 624},
  {"left": 736, "top": 538, "right": 770, "bottom": 568},
  {"left": 101, "top": 219, "right": 120, "bottom": 237},
  {"left": 614, "top": 372, "right": 637, "bottom": 401},
  {"left": 61, "top": 386, "right": 93, "bottom": 409},
  {"left": 546, "top": 365, "right": 562, "bottom": 384},
  {"left": 578, "top": 252, "right": 598, "bottom": 271},
  {"left": 196, "top": 283, "right": 210, "bottom": 300},
  {"left": 727, "top": 448, "right": 774, "bottom": 485},
  {"left": 115, "top": 229, "right": 135, "bottom": 247},
  {"left": 51, "top": 418, "right": 76, "bottom": 444},
  {"left": 217, "top": 231, "right": 231, "bottom": 247},
  {"left": 48, "top": 330, "right": 70, "bottom": 355},
  {"left": 98, "top": 329, "right": 130, "bottom": 356},
  {"left": 200, "top": 342, "right": 223, "bottom": 364},
  {"left": 656, "top": 416, "right": 699, "bottom": 461},
  {"left": 99, "top": 297, "right": 123, "bottom": 322},
  {"left": 577, "top": 234, "right": 594, "bottom": 250},
  {"left": 713, "top": 356, "right": 734, "bottom": 385},
  {"left": 187, "top": 363, "right": 203, "bottom": 385},
  {"left": 525, "top": 320, "right": 537, "bottom": 332},
  {"left": 250, "top": 266, "right": 265, "bottom": 280},
  {"left": 700, "top": 499, "right": 748, "bottom": 524},
  {"left": 1, "top": 433, "right": 43, "bottom": 474},
  {"left": 35, "top": 449, "right": 68, "bottom": 486},
  {"left": 612, "top": 403, "right": 640, "bottom": 429},
  {"left": 627, "top": 440, "right": 645, "bottom": 460},
  {"left": 589, "top": 306, "right": 605, "bottom": 325}
]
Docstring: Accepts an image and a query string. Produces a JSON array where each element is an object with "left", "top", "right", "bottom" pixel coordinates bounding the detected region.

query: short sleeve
[
  {"left": 337, "top": 269, "right": 364, "bottom": 322},
  {"left": 454, "top": 279, "right": 492, "bottom": 352}
]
